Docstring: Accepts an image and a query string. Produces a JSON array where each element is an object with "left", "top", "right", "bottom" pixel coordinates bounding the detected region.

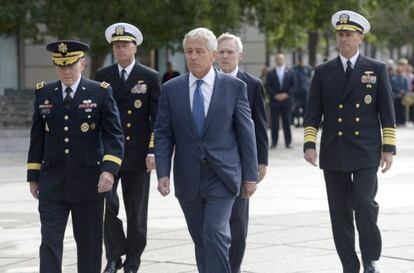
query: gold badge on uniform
[
  {"left": 45, "top": 122, "right": 49, "bottom": 132},
  {"left": 81, "top": 122, "right": 90, "bottom": 132},
  {"left": 134, "top": 99, "right": 142, "bottom": 109},
  {"left": 90, "top": 123, "right": 96, "bottom": 130},
  {"left": 364, "top": 94, "right": 372, "bottom": 104}
]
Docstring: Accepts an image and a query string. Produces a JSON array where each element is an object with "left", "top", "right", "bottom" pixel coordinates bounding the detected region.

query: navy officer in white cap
[
  {"left": 95, "top": 23, "right": 160, "bottom": 273},
  {"left": 304, "top": 10, "right": 396, "bottom": 273}
]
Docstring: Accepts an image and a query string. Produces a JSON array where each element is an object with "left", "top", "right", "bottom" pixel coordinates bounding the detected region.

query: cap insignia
[
  {"left": 115, "top": 25, "right": 125, "bottom": 35},
  {"left": 339, "top": 14, "right": 349, "bottom": 24},
  {"left": 58, "top": 43, "right": 68, "bottom": 54}
]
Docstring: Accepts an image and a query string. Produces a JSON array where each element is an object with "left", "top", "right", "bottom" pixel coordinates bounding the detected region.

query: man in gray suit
[{"left": 154, "top": 27, "right": 258, "bottom": 273}]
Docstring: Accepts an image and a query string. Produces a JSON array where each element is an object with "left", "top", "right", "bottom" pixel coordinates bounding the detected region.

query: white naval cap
[
  {"left": 105, "top": 22, "right": 143, "bottom": 45},
  {"left": 331, "top": 10, "right": 370, "bottom": 34}
]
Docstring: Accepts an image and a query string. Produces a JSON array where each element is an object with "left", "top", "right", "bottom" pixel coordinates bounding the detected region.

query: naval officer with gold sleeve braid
[
  {"left": 303, "top": 11, "right": 396, "bottom": 273},
  {"left": 26, "top": 40, "right": 124, "bottom": 273}
]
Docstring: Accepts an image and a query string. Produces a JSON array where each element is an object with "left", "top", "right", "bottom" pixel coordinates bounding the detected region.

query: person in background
[
  {"left": 162, "top": 61, "right": 180, "bottom": 83},
  {"left": 390, "top": 60, "right": 409, "bottom": 125},
  {"left": 292, "top": 58, "right": 312, "bottom": 127}
]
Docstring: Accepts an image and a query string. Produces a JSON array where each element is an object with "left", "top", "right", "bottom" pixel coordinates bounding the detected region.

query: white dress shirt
[
  {"left": 118, "top": 59, "right": 136, "bottom": 80},
  {"left": 189, "top": 66, "right": 216, "bottom": 116},
  {"left": 61, "top": 75, "right": 81, "bottom": 99},
  {"left": 339, "top": 51, "right": 359, "bottom": 72},
  {"left": 228, "top": 66, "right": 239, "bottom": 78},
  {"left": 276, "top": 65, "right": 285, "bottom": 86}
]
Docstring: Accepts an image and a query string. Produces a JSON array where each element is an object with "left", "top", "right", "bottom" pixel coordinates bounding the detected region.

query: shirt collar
[
  {"left": 228, "top": 66, "right": 239, "bottom": 78},
  {"left": 276, "top": 65, "right": 285, "bottom": 72},
  {"left": 189, "top": 66, "right": 216, "bottom": 87},
  {"left": 61, "top": 75, "right": 82, "bottom": 92},
  {"left": 118, "top": 59, "right": 136, "bottom": 75},
  {"left": 339, "top": 51, "right": 359, "bottom": 69}
]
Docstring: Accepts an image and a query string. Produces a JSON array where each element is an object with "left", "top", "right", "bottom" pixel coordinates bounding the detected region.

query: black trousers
[
  {"left": 229, "top": 196, "right": 249, "bottom": 273},
  {"left": 104, "top": 170, "right": 150, "bottom": 271},
  {"left": 38, "top": 199, "right": 103, "bottom": 273},
  {"left": 324, "top": 168, "right": 381, "bottom": 273},
  {"left": 270, "top": 102, "right": 292, "bottom": 146}
]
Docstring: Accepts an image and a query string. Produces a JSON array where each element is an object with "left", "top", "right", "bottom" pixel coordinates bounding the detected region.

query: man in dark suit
[
  {"left": 154, "top": 27, "right": 258, "bottom": 273},
  {"left": 162, "top": 61, "right": 180, "bottom": 83},
  {"left": 266, "top": 53, "right": 296, "bottom": 148},
  {"left": 216, "top": 32, "right": 268, "bottom": 273},
  {"left": 27, "top": 40, "right": 124, "bottom": 273},
  {"left": 304, "top": 10, "right": 396, "bottom": 273},
  {"left": 95, "top": 23, "right": 160, "bottom": 273}
]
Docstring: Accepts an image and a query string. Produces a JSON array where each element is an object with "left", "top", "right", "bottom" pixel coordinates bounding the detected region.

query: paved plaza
[{"left": 0, "top": 127, "right": 413, "bottom": 273}]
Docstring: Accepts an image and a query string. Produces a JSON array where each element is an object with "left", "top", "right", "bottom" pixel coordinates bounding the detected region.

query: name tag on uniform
[{"left": 131, "top": 80, "right": 147, "bottom": 94}]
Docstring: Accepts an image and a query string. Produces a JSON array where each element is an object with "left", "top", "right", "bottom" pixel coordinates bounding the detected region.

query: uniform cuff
[{"left": 304, "top": 142, "right": 316, "bottom": 152}]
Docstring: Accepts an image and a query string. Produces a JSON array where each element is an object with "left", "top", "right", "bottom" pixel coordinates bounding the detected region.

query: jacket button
[
  {"left": 64, "top": 115, "right": 69, "bottom": 120},
  {"left": 126, "top": 136, "right": 131, "bottom": 141},
  {"left": 64, "top": 126, "right": 69, "bottom": 131},
  {"left": 64, "top": 149, "right": 69, "bottom": 154},
  {"left": 338, "top": 104, "right": 344, "bottom": 109},
  {"left": 87, "top": 115, "right": 91, "bottom": 119},
  {"left": 338, "top": 131, "right": 343, "bottom": 136},
  {"left": 354, "top": 131, "right": 360, "bottom": 136},
  {"left": 355, "top": 117, "right": 360, "bottom": 122},
  {"left": 97, "top": 161, "right": 101, "bottom": 165},
  {"left": 356, "top": 103, "right": 360, "bottom": 108},
  {"left": 127, "top": 110, "right": 132, "bottom": 115},
  {"left": 337, "top": 117, "right": 343, "bottom": 123},
  {"left": 127, "top": 123, "right": 131, "bottom": 128},
  {"left": 64, "top": 138, "right": 69, "bottom": 143}
]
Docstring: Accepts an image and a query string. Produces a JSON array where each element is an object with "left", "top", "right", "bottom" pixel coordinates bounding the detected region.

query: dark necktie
[
  {"left": 346, "top": 60, "right": 353, "bottom": 80},
  {"left": 63, "top": 87, "right": 73, "bottom": 109},
  {"left": 120, "top": 69, "right": 127, "bottom": 82},
  {"left": 192, "top": 80, "right": 205, "bottom": 135}
]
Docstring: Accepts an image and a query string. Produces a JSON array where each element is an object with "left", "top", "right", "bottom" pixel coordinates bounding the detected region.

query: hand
[
  {"left": 97, "top": 171, "right": 114, "bottom": 193},
  {"left": 29, "top": 182, "right": 39, "bottom": 199},
  {"left": 146, "top": 155, "right": 156, "bottom": 172},
  {"left": 241, "top": 182, "right": 257, "bottom": 198},
  {"left": 304, "top": 149, "right": 318, "bottom": 166},
  {"left": 258, "top": 164, "right": 267, "bottom": 183},
  {"left": 158, "top": 176, "right": 170, "bottom": 196},
  {"left": 380, "top": 152, "right": 393, "bottom": 173}
]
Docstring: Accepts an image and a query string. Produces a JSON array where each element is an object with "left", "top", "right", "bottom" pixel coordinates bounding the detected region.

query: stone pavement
[{"left": 0, "top": 127, "right": 413, "bottom": 273}]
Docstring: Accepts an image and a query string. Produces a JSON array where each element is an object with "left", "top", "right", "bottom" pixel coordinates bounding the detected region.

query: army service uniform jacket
[
  {"left": 27, "top": 77, "right": 124, "bottom": 202},
  {"left": 304, "top": 55, "right": 396, "bottom": 171},
  {"left": 95, "top": 63, "right": 160, "bottom": 172}
]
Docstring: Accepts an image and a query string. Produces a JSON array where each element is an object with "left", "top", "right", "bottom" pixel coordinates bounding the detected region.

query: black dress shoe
[
  {"left": 103, "top": 259, "right": 123, "bottom": 273},
  {"left": 124, "top": 270, "right": 137, "bottom": 273},
  {"left": 285, "top": 145, "right": 293, "bottom": 149},
  {"left": 270, "top": 144, "right": 277, "bottom": 149},
  {"left": 363, "top": 261, "right": 380, "bottom": 273}
]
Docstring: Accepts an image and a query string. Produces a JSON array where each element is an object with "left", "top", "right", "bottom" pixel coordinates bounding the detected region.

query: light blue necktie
[{"left": 192, "top": 80, "right": 205, "bottom": 135}]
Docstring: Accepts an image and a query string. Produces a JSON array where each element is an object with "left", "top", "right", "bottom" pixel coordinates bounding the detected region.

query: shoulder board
[
  {"left": 100, "top": 81, "right": 110, "bottom": 89},
  {"left": 35, "top": 81, "right": 46, "bottom": 91}
]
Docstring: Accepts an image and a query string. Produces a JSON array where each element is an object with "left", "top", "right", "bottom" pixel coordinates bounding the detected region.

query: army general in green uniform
[{"left": 304, "top": 10, "right": 396, "bottom": 273}]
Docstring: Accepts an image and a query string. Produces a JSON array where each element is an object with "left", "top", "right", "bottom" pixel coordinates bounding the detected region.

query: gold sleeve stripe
[
  {"left": 148, "top": 132, "right": 154, "bottom": 149},
  {"left": 382, "top": 127, "right": 396, "bottom": 146},
  {"left": 103, "top": 155, "right": 122, "bottom": 166},
  {"left": 304, "top": 126, "right": 318, "bottom": 143},
  {"left": 27, "top": 163, "right": 41, "bottom": 170}
]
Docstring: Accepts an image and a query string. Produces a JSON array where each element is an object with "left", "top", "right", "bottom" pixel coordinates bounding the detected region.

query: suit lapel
[
  {"left": 340, "top": 55, "right": 367, "bottom": 101},
  {"left": 329, "top": 56, "right": 347, "bottom": 90},
  {"left": 201, "top": 72, "right": 222, "bottom": 136}
]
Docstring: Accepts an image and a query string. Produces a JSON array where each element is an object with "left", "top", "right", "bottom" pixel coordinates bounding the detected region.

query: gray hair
[
  {"left": 183, "top": 27, "right": 217, "bottom": 52},
  {"left": 217, "top": 32, "right": 243, "bottom": 53}
]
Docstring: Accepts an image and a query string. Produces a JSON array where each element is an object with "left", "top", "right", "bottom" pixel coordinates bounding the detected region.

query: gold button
[
  {"left": 64, "top": 138, "right": 69, "bottom": 143},
  {"left": 42, "top": 115, "right": 46, "bottom": 118},
  {"left": 355, "top": 131, "right": 360, "bottom": 136},
  {"left": 126, "top": 136, "right": 131, "bottom": 141},
  {"left": 338, "top": 131, "right": 343, "bottom": 136},
  {"left": 356, "top": 103, "right": 360, "bottom": 108},
  {"left": 64, "top": 115, "right": 69, "bottom": 120},
  {"left": 355, "top": 117, "right": 360, "bottom": 122},
  {"left": 338, "top": 118, "right": 343, "bottom": 123},
  {"left": 97, "top": 161, "right": 101, "bottom": 165},
  {"left": 127, "top": 110, "right": 132, "bottom": 115},
  {"left": 127, "top": 123, "right": 131, "bottom": 128},
  {"left": 64, "top": 149, "right": 69, "bottom": 154},
  {"left": 64, "top": 126, "right": 69, "bottom": 131},
  {"left": 338, "top": 104, "right": 343, "bottom": 109}
]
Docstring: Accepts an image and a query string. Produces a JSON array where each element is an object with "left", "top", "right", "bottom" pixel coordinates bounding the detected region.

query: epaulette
[
  {"left": 100, "top": 81, "right": 110, "bottom": 89},
  {"left": 35, "top": 81, "right": 46, "bottom": 91}
]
